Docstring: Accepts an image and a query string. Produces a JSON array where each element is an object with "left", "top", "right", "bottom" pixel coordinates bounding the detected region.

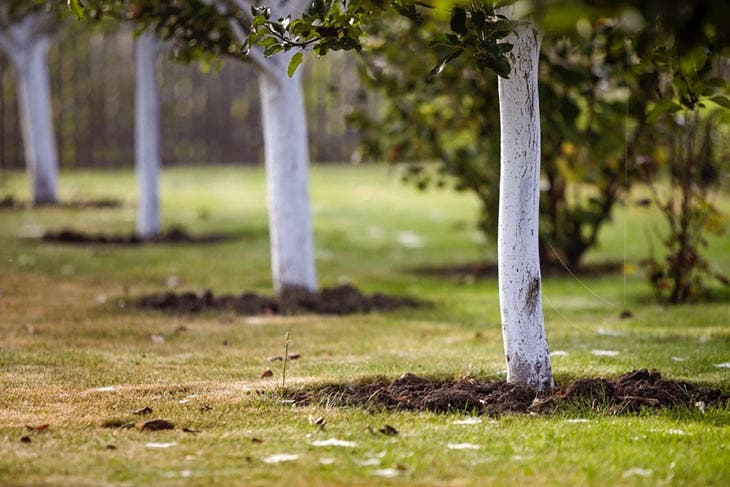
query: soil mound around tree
[
  {"left": 410, "top": 260, "right": 623, "bottom": 281},
  {"left": 284, "top": 369, "right": 728, "bottom": 416},
  {"left": 60, "top": 198, "right": 123, "bottom": 209},
  {"left": 43, "top": 226, "right": 228, "bottom": 245},
  {"left": 0, "top": 196, "right": 123, "bottom": 210},
  {"left": 136, "top": 284, "right": 424, "bottom": 316}
]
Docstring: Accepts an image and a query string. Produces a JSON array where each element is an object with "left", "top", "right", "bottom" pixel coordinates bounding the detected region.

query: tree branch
[{"left": 208, "top": 0, "right": 277, "bottom": 79}]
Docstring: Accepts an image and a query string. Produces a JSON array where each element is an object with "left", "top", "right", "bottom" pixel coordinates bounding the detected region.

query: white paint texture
[
  {"left": 0, "top": 13, "right": 59, "bottom": 204},
  {"left": 496, "top": 8, "right": 553, "bottom": 390},
  {"left": 134, "top": 31, "right": 163, "bottom": 239},
  {"left": 258, "top": 60, "right": 317, "bottom": 292},
  {"left": 213, "top": 0, "right": 317, "bottom": 293}
]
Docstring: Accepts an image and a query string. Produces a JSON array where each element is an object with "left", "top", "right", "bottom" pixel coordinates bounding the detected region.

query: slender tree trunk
[
  {"left": 134, "top": 31, "right": 161, "bottom": 239},
  {"left": 258, "top": 61, "right": 317, "bottom": 293},
  {"left": 497, "top": 11, "right": 553, "bottom": 390},
  {"left": 15, "top": 37, "right": 59, "bottom": 205}
]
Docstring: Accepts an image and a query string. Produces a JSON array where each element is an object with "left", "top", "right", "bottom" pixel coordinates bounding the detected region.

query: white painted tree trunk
[
  {"left": 209, "top": 0, "right": 318, "bottom": 293},
  {"left": 258, "top": 61, "right": 317, "bottom": 293},
  {"left": 12, "top": 36, "right": 59, "bottom": 205},
  {"left": 134, "top": 31, "right": 162, "bottom": 239},
  {"left": 496, "top": 11, "right": 553, "bottom": 390}
]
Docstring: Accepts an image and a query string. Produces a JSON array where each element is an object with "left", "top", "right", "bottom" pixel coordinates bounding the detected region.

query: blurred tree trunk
[
  {"left": 134, "top": 31, "right": 162, "bottom": 239},
  {"left": 0, "top": 13, "right": 59, "bottom": 204},
  {"left": 497, "top": 8, "right": 553, "bottom": 391},
  {"left": 258, "top": 59, "right": 317, "bottom": 293},
  {"left": 217, "top": 0, "right": 318, "bottom": 293}
]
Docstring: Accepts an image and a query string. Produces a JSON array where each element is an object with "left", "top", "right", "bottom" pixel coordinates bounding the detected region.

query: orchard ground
[{"left": 0, "top": 165, "right": 729, "bottom": 486}]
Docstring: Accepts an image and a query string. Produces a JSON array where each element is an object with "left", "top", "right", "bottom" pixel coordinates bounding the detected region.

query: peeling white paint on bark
[
  {"left": 134, "top": 31, "right": 162, "bottom": 239},
  {"left": 0, "top": 13, "right": 59, "bottom": 205},
  {"left": 497, "top": 8, "right": 553, "bottom": 390}
]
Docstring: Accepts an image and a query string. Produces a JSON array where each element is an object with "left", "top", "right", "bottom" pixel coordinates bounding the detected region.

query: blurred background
[{"left": 0, "top": 22, "right": 361, "bottom": 169}]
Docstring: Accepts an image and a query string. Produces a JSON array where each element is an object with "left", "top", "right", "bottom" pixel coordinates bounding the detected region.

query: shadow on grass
[{"left": 408, "top": 260, "right": 624, "bottom": 282}]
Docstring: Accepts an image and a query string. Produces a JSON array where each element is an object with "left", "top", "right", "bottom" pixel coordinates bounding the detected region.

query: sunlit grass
[{"left": 0, "top": 165, "right": 728, "bottom": 486}]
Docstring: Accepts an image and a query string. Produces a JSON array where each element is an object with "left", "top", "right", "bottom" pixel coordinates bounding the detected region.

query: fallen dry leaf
[
  {"left": 267, "top": 353, "right": 301, "bottom": 362},
  {"left": 174, "top": 325, "right": 188, "bottom": 334},
  {"left": 379, "top": 425, "right": 398, "bottom": 436},
  {"left": 25, "top": 424, "right": 49, "bottom": 432},
  {"left": 309, "top": 415, "right": 326, "bottom": 429},
  {"left": 251, "top": 437, "right": 263, "bottom": 444},
  {"left": 20, "top": 436, "right": 31, "bottom": 443},
  {"left": 105, "top": 444, "right": 117, "bottom": 450},
  {"left": 261, "top": 369, "right": 274, "bottom": 378},
  {"left": 133, "top": 407, "right": 153, "bottom": 415},
  {"left": 141, "top": 419, "right": 175, "bottom": 431}
]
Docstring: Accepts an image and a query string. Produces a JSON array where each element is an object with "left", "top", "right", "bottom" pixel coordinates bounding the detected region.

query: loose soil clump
[
  {"left": 136, "top": 284, "right": 423, "bottom": 316},
  {"left": 285, "top": 369, "right": 728, "bottom": 416},
  {"left": 43, "top": 226, "right": 227, "bottom": 245}
]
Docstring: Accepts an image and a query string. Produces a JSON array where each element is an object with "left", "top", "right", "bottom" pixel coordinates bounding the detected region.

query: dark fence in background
[{"left": 0, "top": 23, "right": 362, "bottom": 169}]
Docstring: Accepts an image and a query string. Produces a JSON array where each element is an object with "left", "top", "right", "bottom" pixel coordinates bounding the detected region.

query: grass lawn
[{"left": 0, "top": 164, "right": 729, "bottom": 486}]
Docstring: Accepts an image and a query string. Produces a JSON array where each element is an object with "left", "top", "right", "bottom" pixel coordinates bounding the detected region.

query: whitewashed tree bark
[
  {"left": 257, "top": 58, "right": 317, "bottom": 293},
  {"left": 0, "top": 12, "right": 59, "bottom": 205},
  {"left": 496, "top": 8, "right": 553, "bottom": 390},
  {"left": 134, "top": 31, "right": 162, "bottom": 239},
  {"left": 216, "top": 0, "right": 318, "bottom": 293}
]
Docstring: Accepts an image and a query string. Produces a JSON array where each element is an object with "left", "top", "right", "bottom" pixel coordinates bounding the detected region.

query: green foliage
[
  {"left": 638, "top": 39, "right": 730, "bottom": 303},
  {"left": 243, "top": 1, "right": 516, "bottom": 80},
  {"left": 62, "top": 0, "right": 244, "bottom": 65},
  {"left": 350, "top": 16, "right": 652, "bottom": 269}
]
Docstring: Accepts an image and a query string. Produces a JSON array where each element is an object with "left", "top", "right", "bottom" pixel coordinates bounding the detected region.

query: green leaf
[
  {"left": 288, "top": 52, "right": 303, "bottom": 77},
  {"left": 710, "top": 95, "right": 730, "bottom": 109},
  {"left": 450, "top": 7, "right": 467, "bottom": 36},
  {"left": 67, "top": 0, "right": 85, "bottom": 19},
  {"left": 646, "top": 101, "right": 682, "bottom": 123},
  {"left": 428, "top": 50, "right": 463, "bottom": 81}
]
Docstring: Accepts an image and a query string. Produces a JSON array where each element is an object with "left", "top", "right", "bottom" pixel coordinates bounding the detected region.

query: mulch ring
[
  {"left": 43, "top": 226, "right": 227, "bottom": 245},
  {"left": 137, "top": 284, "right": 424, "bottom": 316},
  {"left": 410, "top": 261, "right": 623, "bottom": 281},
  {"left": 0, "top": 196, "right": 123, "bottom": 210},
  {"left": 0, "top": 196, "right": 23, "bottom": 209},
  {"left": 284, "top": 369, "right": 728, "bottom": 416}
]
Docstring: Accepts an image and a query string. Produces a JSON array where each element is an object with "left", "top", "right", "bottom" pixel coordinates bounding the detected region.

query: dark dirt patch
[
  {"left": 410, "top": 260, "right": 623, "bottom": 281},
  {"left": 0, "top": 196, "right": 22, "bottom": 209},
  {"left": 42, "top": 226, "right": 228, "bottom": 245},
  {"left": 136, "top": 284, "right": 423, "bottom": 316},
  {"left": 60, "top": 198, "right": 123, "bottom": 209},
  {"left": 0, "top": 196, "right": 123, "bottom": 210},
  {"left": 284, "top": 369, "right": 728, "bottom": 416}
]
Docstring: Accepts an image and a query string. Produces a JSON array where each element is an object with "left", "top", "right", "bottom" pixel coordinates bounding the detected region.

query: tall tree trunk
[
  {"left": 15, "top": 36, "right": 59, "bottom": 205},
  {"left": 258, "top": 61, "right": 317, "bottom": 293},
  {"left": 134, "top": 31, "right": 161, "bottom": 239},
  {"left": 497, "top": 10, "right": 553, "bottom": 390}
]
